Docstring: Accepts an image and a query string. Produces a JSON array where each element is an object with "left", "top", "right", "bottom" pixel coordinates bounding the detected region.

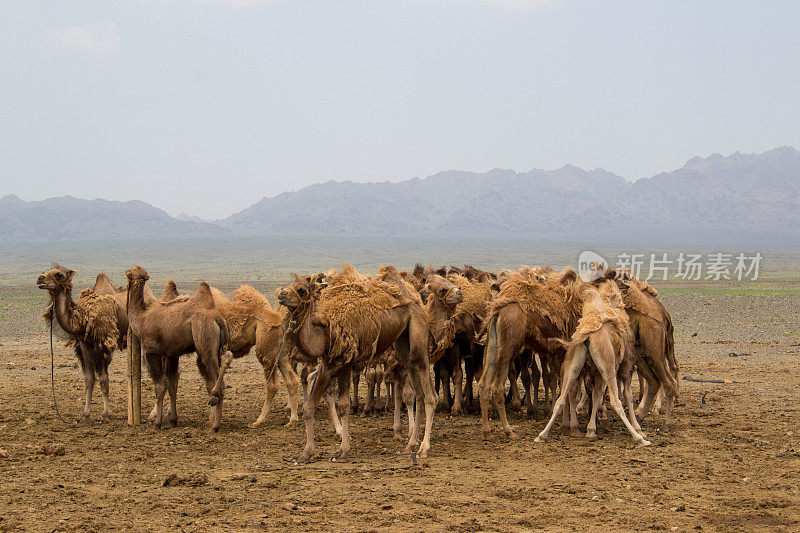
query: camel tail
[
  {"left": 208, "top": 317, "right": 232, "bottom": 404},
  {"left": 663, "top": 312, "right": 678, "bottom": 397}
]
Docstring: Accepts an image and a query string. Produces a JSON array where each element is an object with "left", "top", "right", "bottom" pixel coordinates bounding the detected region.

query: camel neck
[
  {"left": 127, "top": 281, "right": 148, "bottom": 316},
  {"left": 290, "top": 300, "right": 326, "bottom": 359},
  {"left": 53, "top": 289, "right": 81, "bottom": 336}
]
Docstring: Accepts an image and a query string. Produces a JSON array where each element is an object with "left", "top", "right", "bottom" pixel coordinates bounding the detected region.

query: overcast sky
[{"left": 2, "top": 1, "right": 799, "bottom": 219}]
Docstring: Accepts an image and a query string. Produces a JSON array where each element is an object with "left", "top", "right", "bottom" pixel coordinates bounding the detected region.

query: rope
[{"left": 49, "top": 303, "right": 76, "bottom": 425}]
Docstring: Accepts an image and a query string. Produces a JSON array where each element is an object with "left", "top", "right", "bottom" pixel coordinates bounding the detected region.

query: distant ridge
[
  {"left": 2, "top": 147, "right": 799, "bottom": 243},
  {"left": 219, "top": 147, "right": 800, "bottom": 242},
  {"left": 0, "top": 195, "right": 228, "bottom": 242}
]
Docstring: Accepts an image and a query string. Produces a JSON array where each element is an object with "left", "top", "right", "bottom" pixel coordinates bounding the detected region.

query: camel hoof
[
  {"left": 638, "top": 439, "right": 652, "bottom": 447},
  {"left": 250, "top": 420, "right": 264, "bottom": 428},
  {"left": 331, "top": 452, "right": 350, "bottom": 463},
  {"left": 284, "top": 419, "right": 299, "bottom": 428},
  {"left": 207, "top": 397, "right": 220, "bottom": 407},
  {"left": 101, "top": 413, "right": 112, "bottom": 422},
  {"left": 658, "top": 424, "right": 670, "bottom": 434},
  {"left": 510, "top": 401, "right": 522, "bottom": 412},
  {"left": 169, "top": 418, "right": 178, "bottom": 428},
  {"left": 534, "top": 436, "right": 545, "bottom": 443},
  {"left": 393, "top": 432, "right": 404, "bottom": 441},
  {"left": 482, "top": 431, "right": 494, "bottom": 442},
  {"left": 570, "top": 429, "right": 585, "bottom": 438},
  {"left": 586, "top": 432, "right": 597, "bottom": 441},
  {"left": 526, "top": 409, "right": 538, "bottom": 421},
  {"left": 152, "top": 422, "right": 162, "bottom": 431},
  {"left": 450, "top": 406, "right": 462, "bottom": 416},
  {"left": 506, "top": 431, "right": 519, "bottom": 440},
  {"left": 416, "top": 448, "right": 429, "bottom": 460},
  {"left": 295, "top": 452, "right": 313, "bottom": 464},
  {"left": 78, "top": 415, "right": 90, "bottom": 424}
]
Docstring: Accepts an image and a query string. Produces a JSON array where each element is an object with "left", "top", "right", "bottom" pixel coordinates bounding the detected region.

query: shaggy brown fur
[
  {"left": 125, "top": 265, "right": 230, "bottom": 432},
  {"left": 535, "top": 279, "right": 649, "bottom": 446},
  {"left": 478, "top": 268, "right": 584, "bottom": 439},
  {"left": 278, "top": 267, "right": 436, "bottom": 463},
  {"left": 38, "top": 265, "right": 121, "bottom": 421}
]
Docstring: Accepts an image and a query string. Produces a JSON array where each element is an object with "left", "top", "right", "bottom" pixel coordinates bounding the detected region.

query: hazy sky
[{"left": 2, "top": 1, "right": 799, "bottom": 219}]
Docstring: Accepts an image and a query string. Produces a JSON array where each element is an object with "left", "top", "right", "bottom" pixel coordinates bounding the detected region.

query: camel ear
[
  {"left": 66, "top": 269, "right": 76, "bottom": 278},
  {"left": 290, "top": 272, "right": 301, "bottom": 282}
]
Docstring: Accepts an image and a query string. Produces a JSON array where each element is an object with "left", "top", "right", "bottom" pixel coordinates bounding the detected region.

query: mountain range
[{"left": 3, "top": 147, "right": 799, "bottom": 244}]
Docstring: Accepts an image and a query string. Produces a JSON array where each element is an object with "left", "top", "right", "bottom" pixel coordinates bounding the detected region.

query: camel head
[
  {"left": 278, "top": 273, "right": 325, "bottom": 309},
  {"left": 36, "top": 264, "right": 76, "bottom": 294},
  {"left": 424, "top": 274, "right": 464, "bottom": 307},
  {"left": 125, "top": 264, "right": 151, "bottom": 286}
]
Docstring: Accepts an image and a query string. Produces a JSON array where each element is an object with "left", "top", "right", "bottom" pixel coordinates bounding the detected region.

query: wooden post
[{"left": 127, "top": 326, "right": 141, "bottom": 425}]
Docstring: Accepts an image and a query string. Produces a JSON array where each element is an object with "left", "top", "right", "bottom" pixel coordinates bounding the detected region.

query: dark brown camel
[{"left": 125, "top": 265, "right": 229, "bottom": 432}]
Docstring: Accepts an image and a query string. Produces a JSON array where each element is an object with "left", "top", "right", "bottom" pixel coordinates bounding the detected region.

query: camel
[
  {"left": 278, "top": 268, "right": 436, "bottom": 463},
  {"left": 598, "top": 269, "right": 678, "bottom": 432},
  {"left": 206, "top": 285, "right": 301, "bottom": 427},
  {"left": 535, "top": 277, "right": 649, "bottom": 446},
  {"left": 477, "top": 267, "right": 585, "bottom": 439},
  {"left": 37, "top": 265, "right": 121, "bottom": 421},
  {"left": 125, "top": 265, "right": 230, "bottom": 432}
]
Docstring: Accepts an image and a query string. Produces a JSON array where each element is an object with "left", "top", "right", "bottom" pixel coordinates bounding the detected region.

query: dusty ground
[{"left": 2, "top": 279, "right": 800, "bottom": 532}]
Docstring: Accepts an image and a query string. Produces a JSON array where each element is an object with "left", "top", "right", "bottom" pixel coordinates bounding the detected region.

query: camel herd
[{"left": 37, "top": 261, "right": 677, "bottom": 463}]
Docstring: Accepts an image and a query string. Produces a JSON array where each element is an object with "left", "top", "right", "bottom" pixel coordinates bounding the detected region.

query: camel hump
[
  {"left": 210, "top": 286, "right": 230, "bottom": 304},
  {"left": 79, "top": 292, "right": 121, "bottom": 353},
  {"left": 194, "top": 282, "right": 217, "bottom": 309},
  {"left": 232, "top": 285, "right": 272, "bottom": 311}
]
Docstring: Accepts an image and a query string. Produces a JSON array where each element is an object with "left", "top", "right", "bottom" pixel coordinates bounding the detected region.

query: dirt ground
[{"left": 2, "top": 282, "right": 800, "bottom": 532}]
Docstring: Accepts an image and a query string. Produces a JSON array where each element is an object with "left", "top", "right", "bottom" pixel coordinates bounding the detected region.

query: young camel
[
  {"left": 278, "top": 270, "right": 436, "bottom": 463},
  {"left": 423, "top": 274, "right": 478, "bottom": 415},
  {"left": 125, "top": 265, "right": 230, "bottom": 432},
  {"left": 535, "top": 278, "right": 649, "bottom": 446},
  {"left": 207, "top": 285, "right": 301, "bottom": 427},
  {"left": 37, "top": 265, "right": 121, "bottom": 421},
  {"left": 601, "top": 269, "right": 678, "bottom": 432}
]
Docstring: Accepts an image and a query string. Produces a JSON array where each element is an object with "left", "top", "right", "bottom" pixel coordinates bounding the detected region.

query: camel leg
[
  {"left": 568, "top": 377, "right": 584, "bottom": 438},
  {"left": 392, "top": 376, "right": 404, "bottom": 439},
  {"left": 300, "top": 363, "right": 310, "bottom": 409},
  {"left": 79, "top": 345, "right": 95, "bottom": 422},
  {"left": 585, "top": 377, "right": 606, "bottom": 440},
  {"left": 402, "top": 377, "right": 417, "bottom": 446},
  {"left": 398, "top": 317, "right": 436, "bottom": 459},
  {"left": 435, "top": 361, "right": 452, "bottom": 412},
  {"left": 508, "top": 359, "right": 522, "bottom": 411},
  {"left": 363, "top": 366, "right": 377, "bottom": 416},
  {"left": 97, "top": 357, "right": 111, "bottom": 421},
  {"left": 334, "top": 370, "right": 352, "bottom": 462},
  {"left": 536, "top": 343, "right": 589, "bottom": 443},
  {"left": 519, "top": 350, "right": 534, "bottom": 419},
  {"left": 145, "top": 353, "right": 167, "bottom": 429},
  {"left": 251, "top": 364, "right": 281, "bottom": 428},
  {"left": 383, "top": 377, "right": 392, "bottom": 413},
  {"left": 165, "top": 356, "right": 180, "bottom": 427},
  {"left": 493, "top": 358, "right": 517, "bottom": 439},
  {"left": 477, "top": 318, "right": 501, "bottom": 439},
  {"left": 278, "top": 355, "right": 301, "bottom": 427},
  {"left": 375, "top": 367, "right": 383, "bottom": 411},
  {"left": 350, "top": 369, "right": 360, "bottom": 415},
  {"left": 588, "top": 341, "right": 650, "bottom": 446},
  {"left": 195, "top": 355, "right": 223, "bottom": 433},
  {"left": 451, "top": 359, "right": 464, "bottom": 416},
  {"left": 297, "top": 364, "right": 332, "bottom": 463}
]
